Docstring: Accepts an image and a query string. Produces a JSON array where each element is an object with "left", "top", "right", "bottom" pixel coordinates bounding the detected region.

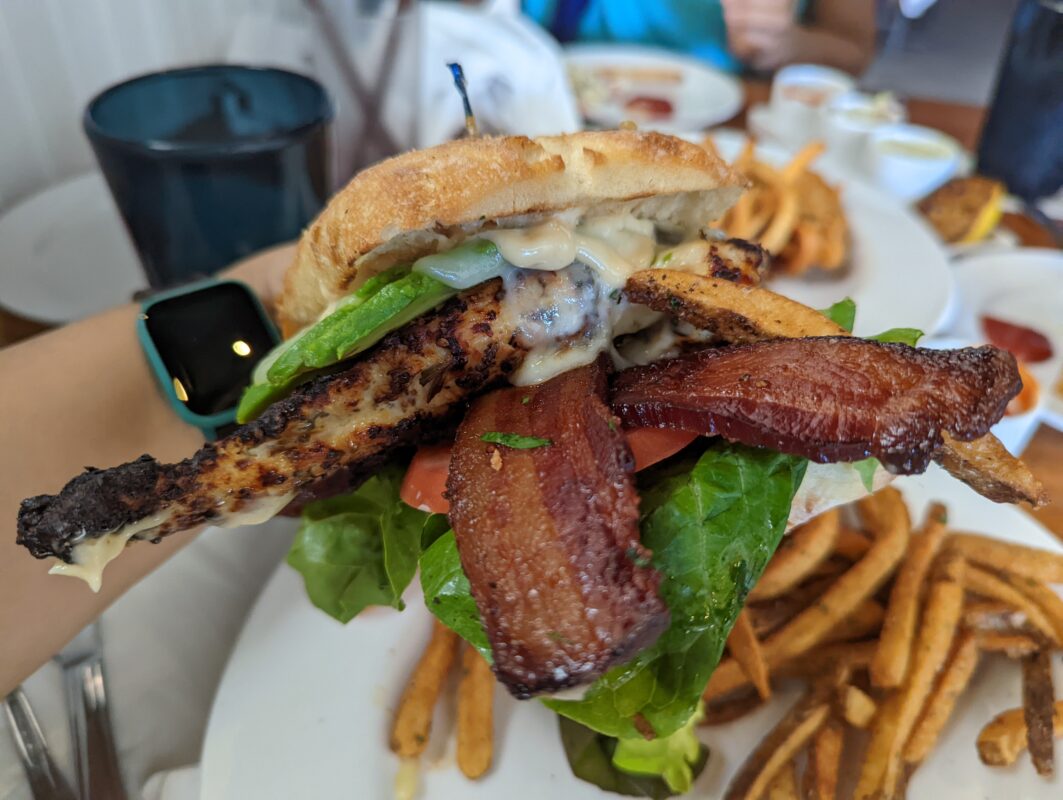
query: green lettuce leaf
[
  {"left": 820, "top": 298, "right": 856, "bottom": 332},
  {"left": 853, "top": 457, "right": 880, "bottom": 493},
  {"left": 611, "top": 702, "right": 706, "bottom": 793},
  {"left": 286, "top": 466, "right": 434, "bottom": 623},
  {"left": 269, "top": 272, "right": 455, "bottom": 384},
  {"left": 235, "top": 265, "right": 414, "bottom": 423},
  {"left": 559, "top": 714, "right": 709, "bottom": 799},
  {"left": 817, "top": 299, "right": 923, "bottom": 347},
  {"left": 544, "top": 444, "right": 805, "bottom": 739},
  {"left": 419, "top": 531, "right": 492, "bottom": 658},
  {"left": 868, "top": 327, "right": 924, "bottom": 346}
]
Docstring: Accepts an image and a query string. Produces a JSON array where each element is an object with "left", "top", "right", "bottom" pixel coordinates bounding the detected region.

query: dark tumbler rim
[{"left": 83, "top": 64, "right": 334, "bottom": 159}]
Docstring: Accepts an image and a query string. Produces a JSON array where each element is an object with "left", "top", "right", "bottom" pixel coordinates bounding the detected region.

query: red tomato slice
[
  {"left": 624, "top": 427, "right": 698, "bottom": 471},
  {"left": 400, "top": 443, "right": 452, "bottom": 514},
  {"left": 400, "top": 429, "right": 698, "bottom": 513},
  {"left": 982, "top": 315, "right": 1053, "bottom": 363}
]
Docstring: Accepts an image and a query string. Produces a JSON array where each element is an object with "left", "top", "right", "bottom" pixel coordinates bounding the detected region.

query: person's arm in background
[
  {"left": 0, "top": 243, "right": 294, "bottom": 698},
  {"left": 722, "top": 0, "right": 877, "bottom": 75}
]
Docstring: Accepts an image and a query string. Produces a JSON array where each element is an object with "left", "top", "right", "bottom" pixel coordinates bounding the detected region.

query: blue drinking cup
[{"left": 84, "top": 65, "right": 333, "bottom": 288}]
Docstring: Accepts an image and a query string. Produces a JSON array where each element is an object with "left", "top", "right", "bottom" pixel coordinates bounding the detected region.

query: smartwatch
[{"left": 137, "top": 279, "right": 280, "bottom": 439}]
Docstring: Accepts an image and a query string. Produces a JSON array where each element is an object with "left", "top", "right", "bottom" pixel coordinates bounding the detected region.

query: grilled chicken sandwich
[{"left": 17, "top": 131, "right": 1044, "bottom": 723}]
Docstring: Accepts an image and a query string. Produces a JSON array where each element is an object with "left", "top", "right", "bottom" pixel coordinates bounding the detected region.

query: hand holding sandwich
[{"left": 0, "top": 243, "right": 292, "bottom": 697}]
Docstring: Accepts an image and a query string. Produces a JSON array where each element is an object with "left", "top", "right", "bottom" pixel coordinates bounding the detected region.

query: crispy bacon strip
[
  {"left": 626, "top": 269, "right": 1045, "bottom": 505},
  {"left": 447, "top": 360, "right": 668, "bottom": 698},
  {"left": 612, "top": 337, "right": 1019, "bottom": 474}
]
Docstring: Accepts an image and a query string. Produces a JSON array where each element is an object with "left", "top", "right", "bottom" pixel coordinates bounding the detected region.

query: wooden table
[{"left": 1, "top": 81, "right": 1060, "bottom": 537}]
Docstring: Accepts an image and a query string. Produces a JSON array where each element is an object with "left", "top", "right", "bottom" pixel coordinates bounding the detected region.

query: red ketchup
[
  {"left": 624, "top": 96, "right": 673, "bottom": 119},
  {"left": 981, "top": 316, "right": 1053, "bottom": 363}
]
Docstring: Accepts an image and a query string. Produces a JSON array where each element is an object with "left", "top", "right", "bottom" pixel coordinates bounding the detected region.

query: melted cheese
[
  {"left": 486, "top": 215, "right": 656, "bottom": 291},
  {"left": 502, "top": 265, "right": 611, "bottom": 386},
  {"left": 49, "top": 511, "right": 172, "bottom": 592},
  {"left": 614, "top": 319, "right": 681, "bottom": 368},
  {"left": 491, "top": 212, "right": 663, "bottom": 386},
  {"left": 655, "top": 240, "right": 711, "bottom": 273},
  {"left": 394, "top": 758, "right": 419, "bottom": 800},
  {"left": 215, "top": 492, "right": 295, "bottom": 528},
  {"left": 482, "top": 220, "right": 577, "bottom": 271},
  {"left": 50, "top": 492, "right": 295, "bottom": 592}
]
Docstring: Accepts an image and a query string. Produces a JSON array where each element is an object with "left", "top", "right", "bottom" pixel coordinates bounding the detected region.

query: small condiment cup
[
  {"left": 768, "top": 64, "right": 855, "bottom": 147},
  {"left": 867, "top": 123, "right": 962, "bottom": 200},
  {"left": 822, "top": 91, "right": 906, "bottom": 172}
]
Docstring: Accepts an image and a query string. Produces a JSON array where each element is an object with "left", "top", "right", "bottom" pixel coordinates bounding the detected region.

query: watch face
[{"left": 144, "top": 283, "right": 277, "bottom": 417}]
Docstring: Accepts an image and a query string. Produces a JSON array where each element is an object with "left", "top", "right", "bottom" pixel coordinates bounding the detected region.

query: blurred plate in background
[
  {"left": 950, "top": 249, "right": 1063, "bottom": 432},
  {"left": 565, "top": 44, "right": 742, "bottom": 133},
  {"left": 702, "top": 130, "right": 955, "bottom": 337},
  {"left": 0, "top": 171, "right": 143, "bottom": 324}
]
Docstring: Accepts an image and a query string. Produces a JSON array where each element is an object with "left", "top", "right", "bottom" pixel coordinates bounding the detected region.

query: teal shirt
[{"left": 524, "top": 0, "right": 809, "bottom": 73}]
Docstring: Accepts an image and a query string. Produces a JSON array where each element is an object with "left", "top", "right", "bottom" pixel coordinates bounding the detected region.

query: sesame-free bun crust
[{"left": 278, "top": 130, "right": 744, "bottom": 334}]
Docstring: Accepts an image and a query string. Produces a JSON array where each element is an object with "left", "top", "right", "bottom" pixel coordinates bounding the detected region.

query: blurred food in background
[
  {"left": 707, "top": 138, "right": 849, "bottom": 277},
  {"left": 917, "top": 176, "right": 1006, "bottom": 245},
  {"left": 564, "top": 45, "right": 743, "bottom": 133}
]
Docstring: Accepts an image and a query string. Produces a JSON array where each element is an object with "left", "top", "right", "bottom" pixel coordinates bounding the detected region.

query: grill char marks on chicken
[
  {"left": 447, "top": 360, "right": 669, "bottom": 698},
  {"left": 18, "top": 279, "right": 527, "bottom": 562}
]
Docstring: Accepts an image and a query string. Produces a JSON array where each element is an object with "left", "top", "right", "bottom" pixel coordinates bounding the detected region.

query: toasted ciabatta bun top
[{"left": 277, "top": 130, "right": 744, "bottom": 335}]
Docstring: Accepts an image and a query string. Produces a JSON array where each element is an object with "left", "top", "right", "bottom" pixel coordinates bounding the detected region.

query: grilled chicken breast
[{"left": 17, "top": 279, "right": 526, "bottom": 565}]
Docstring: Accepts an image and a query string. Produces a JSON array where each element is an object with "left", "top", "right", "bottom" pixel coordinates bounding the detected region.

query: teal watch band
[{"left": 137, "top": 278, "right": 278, "bottom": 440}]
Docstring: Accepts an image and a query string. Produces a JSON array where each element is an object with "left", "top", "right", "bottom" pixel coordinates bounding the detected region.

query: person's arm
[
  {"left": 0, "top": 243, "right": 294, "bottom": 698},
  {"left": 721, "top": 0, "right": 877, "bottom": 75}
]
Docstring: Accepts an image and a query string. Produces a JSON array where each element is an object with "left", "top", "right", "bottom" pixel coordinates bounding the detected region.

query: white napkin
[
  {"left": 226, "top": 2, "right": 580, "bottom": 183},
  {"left": 416, "top": 3, "right": 581, "bottom": 145}
]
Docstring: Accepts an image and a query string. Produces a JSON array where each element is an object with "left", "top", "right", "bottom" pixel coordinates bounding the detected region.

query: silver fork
[
  {"left": 2, "top": 688, "right": 77, "bottom": 800},
  {"left": 53, "top": 622, "right": 128, "bottom": 800}
]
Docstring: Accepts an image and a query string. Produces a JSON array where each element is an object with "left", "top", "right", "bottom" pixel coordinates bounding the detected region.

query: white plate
[
  {"left": 200, "top": 465, "right": 1062, "bottom": 800},
  {"left": 702, "top": 130, "right": 955, "bottom": 336},
  {"left": 564, "top": 45, "right": 743, "bottom": 133},
  {"left": 0, "top": 172, "right": 144, "bottom": 324},
  {"left": 948, "top": 248, "right": 1063, "bottom": 432}
]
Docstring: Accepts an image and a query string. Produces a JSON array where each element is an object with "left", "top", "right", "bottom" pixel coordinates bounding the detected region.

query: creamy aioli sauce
[
  {"left": 394, "top": 758, "right": 419, "bottom": 800},
  {"left": 49, "top": 511, "right": 172, "bottom": 592},
  {"left": 654, "top": 240, "right": 712, "bottom": 273},
  {"left": 215, "top": 493, "right": 295, "bottom": 528},
  {"left": 51, "top": 492, "right": 295, "bottom": 592},
  {"left": 488, "top": 214, "right": 665, "bottom": 385},
  {"left": 481, "top": 220, "right": 578, "bottom": 271}
]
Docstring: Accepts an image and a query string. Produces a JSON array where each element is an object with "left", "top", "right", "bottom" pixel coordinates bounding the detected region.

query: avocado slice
[
  {"left": 237, "top": 271, "right": 456, "bottom": 422},
  {"left": 413, "top": 238, "right": 504, "bottom": 288},
  {"left": 237, "top": 266, "right": 413, "bottom": 422},
  {"left": 237, "top": 240, "right": 507, "bottom": 423},
  {"left": 267, "top": 271, "right": 455, "bottom": 383}
]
